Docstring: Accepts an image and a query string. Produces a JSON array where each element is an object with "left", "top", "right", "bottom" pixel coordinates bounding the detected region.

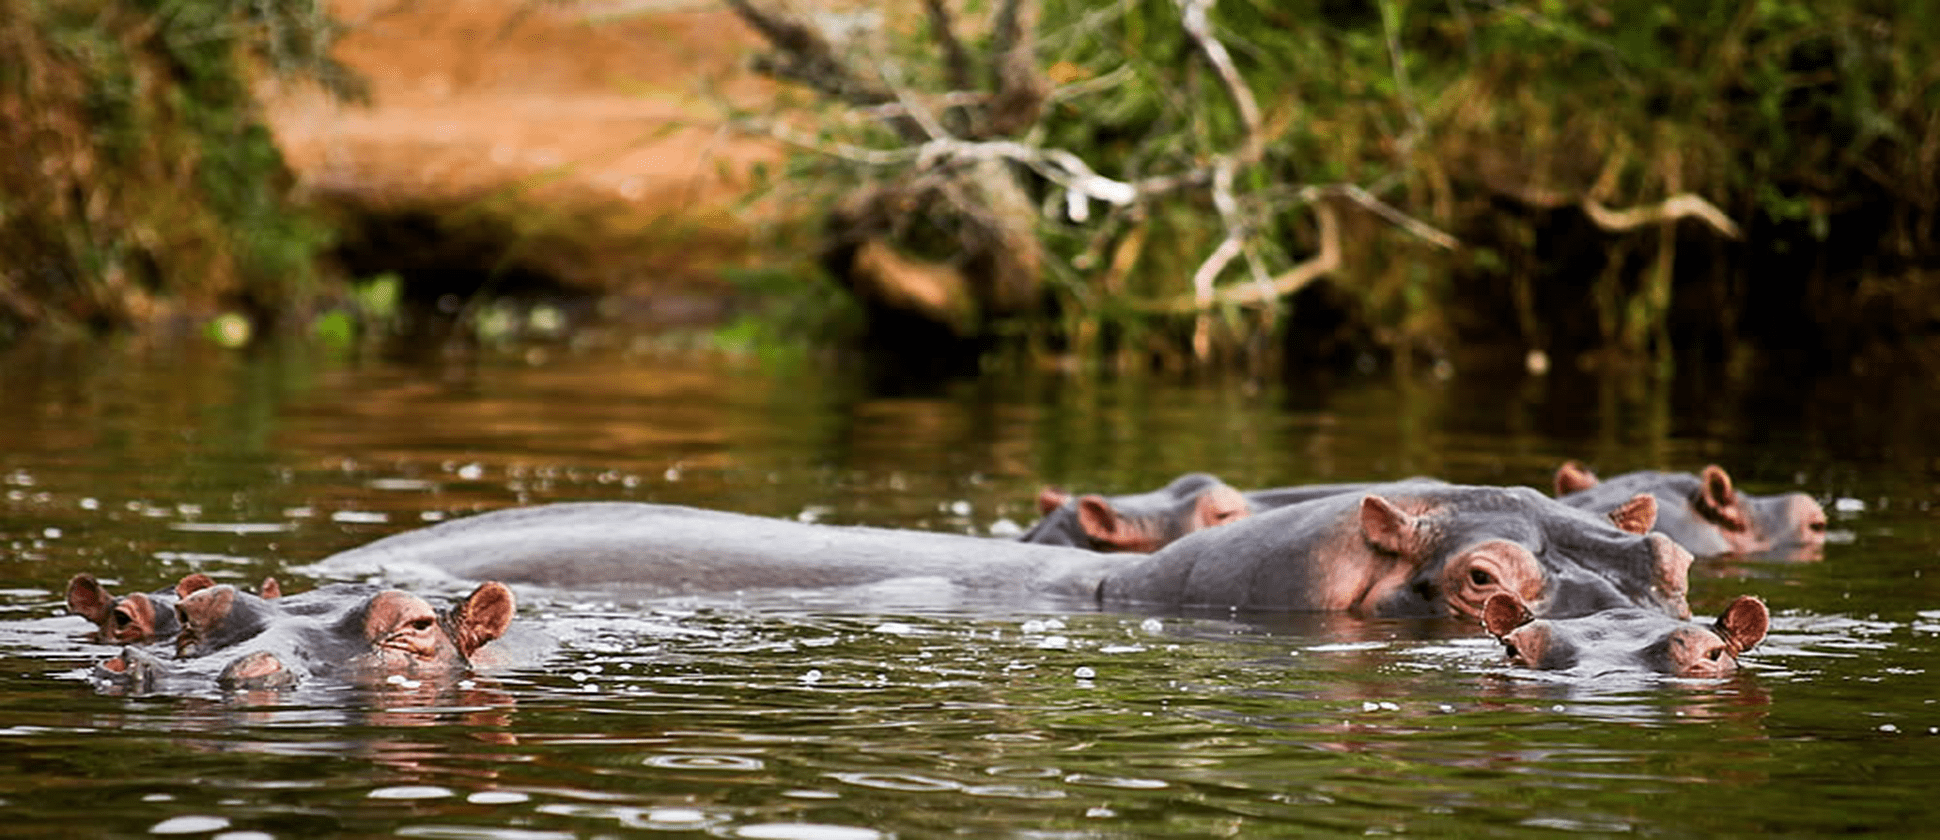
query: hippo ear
[
  {"left": 1193, "top": 484, "right": 1251, "bottom": 529},
  {"left": 450, "top": 582, "right": 516, "bottom": 657},
  {"left": 1700, "top": 465, "right": 1737, "bottom": 507},
  {"left": 176, "top": 587, "right": 237, "bottom": 636},
  {"left": 258, "top": 577, "right": 281, "bottom": 599},
  {"left": 1481, "top": 593, "right": 1534, "bottom": 638},
  {"left": 1358, "top": 495, "right": 1421, "bottom": 556},
  {"left": 175, "top": 573, "right": 216, "bottom": 598},
  {"left": 66, "top": 574, "right": 114, "bottom": 624},
  {"left": 1554, "top": 461, "right": 1600, "bottom": 496},
  {"left": 1077, "top": 495, "right": 1151, "bottom": 551},
  {"left": 1608, "top": 493, "right": 1658, "bottom": 535},
  {"left": 1036, "top": 486, "right": 1070, "bottom": 515},
  {"left": 1714, "top": 595, "right": 1769, "bottom": 655}
]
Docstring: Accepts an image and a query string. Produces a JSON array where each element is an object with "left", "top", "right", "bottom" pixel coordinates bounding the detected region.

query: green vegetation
[
  {"left": 733, "top": 0, "right": 1940, "bottom": 371},
  {"left": 0, "top": 0, "right": 354, "bottom": 340}
]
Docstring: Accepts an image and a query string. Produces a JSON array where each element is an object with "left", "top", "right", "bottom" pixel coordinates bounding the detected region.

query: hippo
[
  {"left": 1020, "top": 474, "right": 1440, "bottom": 553},
  {"left": 1021, "top": 472, "right": 1251, "bottom": 551},
  {"left": 1553, "top": 462, "right": 1828, "bottom": 558},
  {"left": 309, "top": 488, "right": 1689, "bottom": 621},
  {"left": 64, "top": 572, "right": 282, "bottom": 644},
  {"left": 92, "top": 581, "right": 517, "bottom": 692},
  {"left": 1481, "top": 592, "right": 1769, "bottom": 677},
  {"left": 1097, "top": 482, "right": 1691, "bottom": 620}
]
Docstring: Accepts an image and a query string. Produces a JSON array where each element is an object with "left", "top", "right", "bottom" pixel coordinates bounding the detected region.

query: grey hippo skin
[
  {"left": 1019, "top": 473, "right": 1443, "bottom": 553},
  {"left": 1482, "top": 591, "right": 1769, "bottom": 677},
  {"left": 93, "top": 582, "right": 516, "bottom": 692},
  {"left": 314, "top": 488, "right": 1692, "bottom": 622},
  {"left": 1553, "top": 462, "right": 1828, "bottom": 559},
  {"left": 1097, "top": 482, "right": 1691, "bottom": 621},
  {"left": 1020, "top": 472, "right": 1250, "bottom": 552},
  {"left": 64, "top": 572, "right": 280, "bottom": 644}
]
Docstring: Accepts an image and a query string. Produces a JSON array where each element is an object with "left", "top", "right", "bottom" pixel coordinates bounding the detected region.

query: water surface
[{"left": 0, "top": 338, "right": 1934, "bottom": 838}]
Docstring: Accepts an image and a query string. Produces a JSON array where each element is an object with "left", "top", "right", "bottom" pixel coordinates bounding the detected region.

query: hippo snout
[
  {"left": 1646, "top": 533, "right": 1694, "bottom": 619},
  {"left": 1787, "top": 493, "right": 1829, "bottom": 547}
]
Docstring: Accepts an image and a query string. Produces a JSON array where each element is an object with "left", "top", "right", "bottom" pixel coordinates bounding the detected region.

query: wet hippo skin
[
  {"left": 66, "top": 573, "right": 285, "bottom": 645},
  {"left": 314, "top": 490, "right": 1692, "bottom": 620},
  {"left": 1021, "top": 472, "right": 1250, "bottom": 552},
  {"left": 1098, "top": 482, "right": 1693, "bottom": 620},
  {"left": 94, "top": 582, "right": 516, "bottom": 692},
  {"left": 1482, "top": 592, "right": 1769, "bottom": 677},
  {"left": 1554, "top": 462, "right": 1828, "bottom": 558},
  {"left": 1020, "top": 476, "right": 1448, "bottom": 553}
]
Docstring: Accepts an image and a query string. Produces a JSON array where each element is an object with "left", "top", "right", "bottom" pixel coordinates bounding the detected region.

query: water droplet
[
  {"left": 1073, "top": 666, "right": 1096, "bottom": 679},
  {"left": 800, "top": 669, "right": 822, "bottom": 684}
]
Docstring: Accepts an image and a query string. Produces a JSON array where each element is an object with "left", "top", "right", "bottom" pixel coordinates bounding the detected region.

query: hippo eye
[
  {"left": 1707, "top": 647, "right": 1724, "bottom": 661},
  {"left": 112, "top": 610, "right": 132, "bottom": 628},
  {"left": 411, "top": 618, "right": 435, "bottom": 632},
  {"left": 1808, "top": 520, "right": 1827, "bottom": 533},
  {"left": 1469, "top": 569, "right": 1494, "bottom": 587}
]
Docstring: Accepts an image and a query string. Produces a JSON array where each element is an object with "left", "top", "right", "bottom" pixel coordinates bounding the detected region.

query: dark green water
[{"left": 0, "top": 337, "right": 1935, "bottom": 838}]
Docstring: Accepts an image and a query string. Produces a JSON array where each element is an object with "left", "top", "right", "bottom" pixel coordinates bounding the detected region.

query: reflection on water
[{"left": 0, "top": 336, "right": 1937, "bottom": 836}]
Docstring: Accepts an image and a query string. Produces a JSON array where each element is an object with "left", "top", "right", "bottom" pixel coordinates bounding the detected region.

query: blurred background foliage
[
  {"left": 2, "top": 0, "right": 1936, "bottom": 375},
  {"left": 0, "top": 0, "right": 358, "bottom": 341}
]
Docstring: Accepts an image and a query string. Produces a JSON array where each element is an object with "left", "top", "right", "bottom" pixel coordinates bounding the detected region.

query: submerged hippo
[
  {"left": 64, "top": 573, "right": 281, "bottom": 644},
  {"left": 311, "top": 487, "right": 1689, "bottom": 621},
  {"left": 1019, "top": 473, "right": 1437, "bottom": 552},
  {"left": 1097, "top": 482, "right": 1690, "bottom": 620},
  {"left": 1021, "top": 472, "right": 1251, "bottom": 551},
  {"left": 1481, "top": 592, "right": 1769, "bottom": 677},
  {"left": 1553, "top": 462, "right": 1827, "bottom": 558},
  {"left": 94, "top": 582, "right": 517, "bottom": 692}
]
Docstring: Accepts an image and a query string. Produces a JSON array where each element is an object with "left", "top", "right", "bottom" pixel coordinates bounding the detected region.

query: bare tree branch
[
  {"left": 1178, "top": 0, "right": 1264, "bottom": 166},
  {"left": 1581, "top": 194, "right": 1743, "bottom": 239},
  {"left": 1152, "top": 201, "right": 1343, "bottom": 313}
]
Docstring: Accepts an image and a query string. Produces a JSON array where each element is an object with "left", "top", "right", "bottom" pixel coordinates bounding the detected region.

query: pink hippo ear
[
  {"left": 1193, "top": 484, "right": 1251, "bottom": 529},
  {"left": 1481, "top": 592, "right": 1534, "bottom": 637},
  {"left": 258, "top": 577, "right": 282, "bottom": 599},
  {"left": 1077, "top": 495, "right": 1155, "bottom": 552},
  {"left": 65, "top": 574, "right": 114, "bottom": 625},
  {"left": 175, "top": 573, "right": 216, "bottom": 598},
  {"left": 1696, "top": 465, "right": 1751, "bottom": 531},
  {"left": 1036, "top": 486, "right": 1071, "bottom": 515},
  {"left": 1358, "top": 495, "right": 1422, "bottom": 556},
  {"left": 1608, "top": 493, "right": 1658, "bottom": 535},
  {"left": 1714, "top": 595, "right": 1769, "bottom": 655},
  {"left": 449, "top": 582, "right": 516, "bottom": 657},
  {"left": 1554, "top": 461, "right": 1600, "bottom": 496}
]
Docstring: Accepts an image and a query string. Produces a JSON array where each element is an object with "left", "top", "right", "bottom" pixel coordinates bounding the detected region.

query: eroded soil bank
[{"left": 264, "top": 0, "right": 786, "bottom": 312}]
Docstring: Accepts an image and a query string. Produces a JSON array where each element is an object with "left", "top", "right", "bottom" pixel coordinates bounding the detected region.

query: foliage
[
  {"left": 0, "top": 0, "right": 354, "bottom": 338},
  {"left": 737, "top": 0, "right": 1940, "bottom": 369}
]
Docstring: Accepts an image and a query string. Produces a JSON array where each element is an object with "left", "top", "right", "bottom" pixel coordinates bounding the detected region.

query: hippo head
[
  {"left": 1363, "top": 486, "right": 1693, "bottom": 621},
  {"left": 1556, "top": 462, "right": 1829, "bottom": 558},
  {"left": 1024, "top": 472, "right": 1250, "bottom": 552},
  {"left": 1483, "top": 592, "right": 1770, "bottom": 678},
  {"left": 175, "top": 584, "right": 279, "bottom": 657},
  {"left": 215, "top": 582, "right": 517, "bottom": 690},
  {"left": 65, "top": 573, "right": 218, "bottom": 644}
]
